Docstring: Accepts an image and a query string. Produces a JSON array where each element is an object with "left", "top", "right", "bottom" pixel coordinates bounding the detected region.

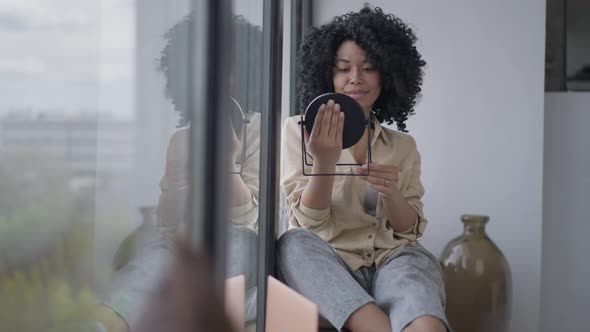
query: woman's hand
[
  {"left": 305, "top": 99, "right": 345, "bottom": 168},
  {"left": 356, "top": 162, "right": 400, "bottom": 198},
  {"left": 357, "top": 162, "right": 417, "bottom": 232},
  {"left": 229, "top": 122, "right": 243, "bottom": 170},
  {"left": 228, "top": 121, "right": 253, "bottom": 207}
]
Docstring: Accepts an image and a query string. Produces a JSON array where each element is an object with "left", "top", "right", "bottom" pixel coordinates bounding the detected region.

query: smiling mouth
[{"left": 345, "top": 91, "right": 367, "bottom": 99}]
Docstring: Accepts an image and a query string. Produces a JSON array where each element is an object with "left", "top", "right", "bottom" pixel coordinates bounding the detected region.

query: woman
[{"left": 279, "top": 6, "right": 450, "bottom": 332}]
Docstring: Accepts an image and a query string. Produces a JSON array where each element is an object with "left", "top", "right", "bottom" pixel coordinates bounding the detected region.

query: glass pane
[
  {"left": 226, "top": 0, "right": 263, "bottom": 330},
  {"left": 0, "top": 1, "right": 216, "bottom": 331}
]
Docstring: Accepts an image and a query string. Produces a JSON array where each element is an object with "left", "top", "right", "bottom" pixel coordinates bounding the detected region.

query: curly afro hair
[
  {"left": 297, "top": 5, "right": 426, "bottom": 132},
  {"left": 158, "top": 13, "right": 262, "bottom": 127}
]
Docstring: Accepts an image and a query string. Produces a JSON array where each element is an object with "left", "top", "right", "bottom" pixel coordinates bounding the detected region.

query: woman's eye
[
  {"left": 363, "top": 67, "right": 375, "bottom": 72},
  {"left": 336, "top": 68, "right": 350, "bottom": 72}
]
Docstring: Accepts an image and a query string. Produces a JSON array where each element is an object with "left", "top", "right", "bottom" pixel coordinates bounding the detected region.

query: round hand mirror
[{"left": 303, "top": 92, "right": 367, "bottom": 149}]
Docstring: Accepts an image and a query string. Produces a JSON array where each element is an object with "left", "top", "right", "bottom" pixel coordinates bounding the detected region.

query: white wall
[
  {"left": 313, "top": 1, "right": 546, "bottom": 331},
  {"left": 541, "top": 93, "right": 590, "bottom": 332}
]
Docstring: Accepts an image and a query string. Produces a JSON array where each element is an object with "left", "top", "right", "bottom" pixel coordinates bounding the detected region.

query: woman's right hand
[{"left": 305, "top": 99, "right": 345, "bottom": 168}]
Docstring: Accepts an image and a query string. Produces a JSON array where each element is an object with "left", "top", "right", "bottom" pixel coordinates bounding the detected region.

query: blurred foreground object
[
  {"left": 266, "top": 275, "right": 318, "bottom": 332},
  {"left": 134, "top": 239, "right": 234, "bottom": 332}
]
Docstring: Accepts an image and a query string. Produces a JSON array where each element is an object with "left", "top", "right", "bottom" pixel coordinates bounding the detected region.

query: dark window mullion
[
  {"left": 187, "top": 0, "right": 233, "bottom": 291},
  {"left": 257, "top": 0, "right": 283, "bottom": 331}
]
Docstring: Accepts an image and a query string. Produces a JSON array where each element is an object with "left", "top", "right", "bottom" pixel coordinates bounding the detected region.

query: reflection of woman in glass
[
  {"left": 94, "top": 13, "right": 262, "bottom": 332},
  {"left": 155, "top": 14, "right": 262, "bottom": 322},
  {"left": 156, "top": 13, "right": 261, "bottom": 234},
  {"left": 279, "top": 6, "right": 450, "bottom": 332}
]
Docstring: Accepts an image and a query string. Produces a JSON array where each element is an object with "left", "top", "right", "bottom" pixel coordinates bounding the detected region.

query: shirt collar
[{"left": 370, "top": 115, "right": 392, "bottom": 145}]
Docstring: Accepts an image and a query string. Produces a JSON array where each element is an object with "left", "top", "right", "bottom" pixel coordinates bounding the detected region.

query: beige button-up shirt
[
  {"left": 157, "top": 112, "right": 261, "bottom": 232},
  {"left": 280, "top": 115, "right": 427, "bottom": 271}
]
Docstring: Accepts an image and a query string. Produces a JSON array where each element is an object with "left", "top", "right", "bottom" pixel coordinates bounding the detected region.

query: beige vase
[{"left": 439, "top": 215, "right": 512, "bottom": 332}]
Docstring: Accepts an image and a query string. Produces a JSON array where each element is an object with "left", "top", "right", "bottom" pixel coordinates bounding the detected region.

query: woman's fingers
[
  {"left": 358, "top": 174, "right": 395, "bottom": 186},
  {"left": 358, "top": 163, "right": 398, "bottom": 174},
  {"left": 309, "top": 103, "right": 326, "bottom": 140},
  {"left": 329, "top": 102, "right": 341, "bottom": 141},
  {"left": 311, "top": 99, "right": 343, "bottom": 143},
  {"left": 357, "top": 169, "right": 397, "bottom": 196},
  {"left": 356, "top": 163, "right": 399, "bottom": 187},
  {"left": 321, "top": 99, "right": 335, "bottom": 138},
  {"left": 335, "top": 109, "right": 344, "bottom": 146}
]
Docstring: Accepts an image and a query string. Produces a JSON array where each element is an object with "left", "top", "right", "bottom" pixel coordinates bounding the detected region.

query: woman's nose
[{"left": 349, "top": 68, "right": 363, "bottom": 84}]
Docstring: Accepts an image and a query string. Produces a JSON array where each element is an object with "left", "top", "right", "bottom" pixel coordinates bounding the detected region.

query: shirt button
[
  {"left": 372, "top": 222, "right": 378, "bottom": 227},
  {"left": 367, "top": 253, "right": 372, "bottom": 258},
  {"left": 368, "top": 234, "right": 373, "bottom": 239}
]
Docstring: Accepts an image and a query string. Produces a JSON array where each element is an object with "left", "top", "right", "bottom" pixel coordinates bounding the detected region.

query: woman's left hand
[{"left": 356, "top": 162, "right": 399, "bottom": 198}]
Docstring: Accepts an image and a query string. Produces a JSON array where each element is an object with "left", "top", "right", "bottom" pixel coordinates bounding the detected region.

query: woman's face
[{"left": 332, "top": 40, "right": 381, "bottom": 115}]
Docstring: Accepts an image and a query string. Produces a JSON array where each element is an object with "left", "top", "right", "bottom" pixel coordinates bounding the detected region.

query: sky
[
  {"left": 0, "top": 0, "right": 135, "bottom": 117},
  {"left": 0, "top": 0, "right": 266, "bottom": 119}
]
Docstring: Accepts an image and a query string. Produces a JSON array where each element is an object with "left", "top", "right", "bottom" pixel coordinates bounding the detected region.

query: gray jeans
[
  {"left": 276, "top": 228, "right": 451, "bottom": 332},
  {"left": 226, "top": 226, "right": 258, "bottom": 322},
  {"left": 104, "top": 225, "right": 259, "bottom": 329}
]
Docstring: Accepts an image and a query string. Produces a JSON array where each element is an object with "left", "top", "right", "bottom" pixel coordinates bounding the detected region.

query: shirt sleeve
[
  {"left": 280, "top": 117, "right": 333, "bottom": 231},
  {"left": 229, "top": 112, "right": 261, "bottom": 230},
  {"left": 229, "top": 194, "right": 258, "bottom": 229},
  {"left": 392, "top": 136, "right": 427, "bottom": 241},
  {"left": 157, "top": 129, "right": 190, "bottom": 233}
]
